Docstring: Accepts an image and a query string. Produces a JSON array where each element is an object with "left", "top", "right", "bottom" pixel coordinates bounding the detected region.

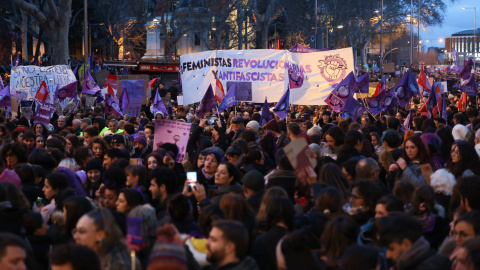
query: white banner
[
  {"left": 180, "top": 48, "right": 354, "bottom": 105},
  {"left": 10, "top": 65, "right": 77, "bottom": 101}
]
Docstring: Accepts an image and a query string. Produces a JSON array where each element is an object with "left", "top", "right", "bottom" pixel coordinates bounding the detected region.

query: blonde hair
[{"left": 59, "top": 158, "right": 78, "bottom": 172}]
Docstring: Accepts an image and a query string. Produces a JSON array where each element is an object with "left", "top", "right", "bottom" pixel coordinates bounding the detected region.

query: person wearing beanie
[
  {"left": 84, "top": 159, "right": 103, "bottom": 198},
  {"left": 246, "top": 121, "right": 260, "bottom": 134},
  {"left": 147, "top": 223, "right": 188, "bottom": 270},
  {"left": 242, "top": 170, "right": 266, "bottom": 215},
  {"left": 132, "top": 135, "right": 152, "bottom": 161}
]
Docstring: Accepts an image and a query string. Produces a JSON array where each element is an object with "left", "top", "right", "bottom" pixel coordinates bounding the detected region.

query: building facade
[{"left": 445, "top": 28, "right": 480, "bottom": 63}]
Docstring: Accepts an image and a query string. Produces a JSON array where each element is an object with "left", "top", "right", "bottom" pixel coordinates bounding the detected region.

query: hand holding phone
[{"left": 186, "top": 171, "right": 197, "bottom": 187}]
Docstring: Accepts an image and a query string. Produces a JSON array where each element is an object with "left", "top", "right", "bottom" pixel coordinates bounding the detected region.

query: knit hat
[
  {"left": 420, "top": 133, "right": 441, "bottom": 149},
  {"left": 206, "top": 150, "right": 224, "bottom": 163},
  {"left": 452, "top": 124, "right": 471, "bottom": 142},
  {"left": 246, "top": 120, "right": 260, "bottom": 133},
  {"left": 85, "top": 159, "right": 103, "bottom": 173},
  {"left": 0, "top": 169, "right": 21, "bottom": 188},
  {"left": 134, "top": 136, "right": 147, "bottom": 148},
  {"left": 242, "top": 170, "right": 265, "bottom": 192},
  {"left": 147, "top": 224, "right": 187, "bottom": 270},
  {"left": 263, "top": 119, "right": 280, "bottom": 133},
  {"left": 112, "top": 134, "right": 126, "bottom": 145}
]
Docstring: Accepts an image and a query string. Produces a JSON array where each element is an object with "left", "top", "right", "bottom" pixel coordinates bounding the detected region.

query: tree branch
[
  {"left": 12, "top": 0, "right": 49, "bottom": 28},
  {"left": 1, "top": 17, "right": 41, "bottom": 40},
  {"left": 69, "top": 7, "right": 83, "bottom": 28},
  {"left": 46, "top": 0, "right": 59, "bottom": 21}
]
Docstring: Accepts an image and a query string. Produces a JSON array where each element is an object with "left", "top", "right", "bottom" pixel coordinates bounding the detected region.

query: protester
[{"left": 0, "top": 62, "right": 479, "bottom": 270}]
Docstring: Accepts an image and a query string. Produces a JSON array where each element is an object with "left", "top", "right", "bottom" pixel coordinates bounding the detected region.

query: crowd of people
[{"left": 2, "top": 65, "right": 480, "bottom": 270}]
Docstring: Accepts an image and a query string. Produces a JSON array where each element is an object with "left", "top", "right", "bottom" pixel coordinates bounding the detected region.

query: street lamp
[
  {"left": 324, "top": 25, "right": 343, "bottom": 48},
  {"left": 462, "top": 7, "right": 476, "bottom": 63}
]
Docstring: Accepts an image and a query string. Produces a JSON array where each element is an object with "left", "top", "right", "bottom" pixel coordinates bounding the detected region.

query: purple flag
[
  {"left": 126, "top": 217, "right": 145, "bottom": 251},
  {"left": 390, "top": 71, "right": 418, "bottom": 107},
  {"left": 355, "top": 74, "right": 369, "bottom": 93},
  {"left": 218, "top": 83, "right": 238, "bottom": 112},
  {"left": 273, "top": 87, "right": 290, "bottom": 120},
  {"left": 0, "top": 75, "right": 4, "bottom": 90},
  {"left": 288, "top": 43, "right": 330, "bottom": 53},
  {"left": 325, "top": 92, "right": 346, "bottom": 113},
  {"left": 0, "top": 85, "right": 10, "bottom": 107},
  {"left": 288, "top": 69, "right": 304, "bottom": 89},
  {"left": 72, "top": 62, "right": 79, "bottom": 77},
  {"left": 426, "top": 85, "right": 438, "bottom": 117},
  {"left": 105, "top": 94, "right": 123, "bottom": 117},
  {"left": 325, "top": 72, "right": 357, "bottom": 112},
  {"left": 402, "top": 110, "right": 413, "bottom": 131},
  {"left": 341, "top": 97, "right": 365, "bottom": 120},
  {"left": 119, "top": 88, "right": 130, "bottom": 114},
  {"left": 460, "top": 73, "right": 478, "bottom": 96},
  {"left": 14, "top": 54, "right": 20, "bottom": 67},
  {"left": 366, "top": 93, "right": 385, "bottom": 115},
  {"left": 89, "top": 53, "right": 94, "bottom": 71},
  {"left": 153, "top": 88, "right": 168, "bottom": 116},
  {"left": 259, "top": 97, "right": 272, "bottom": 126},
  {"left": 459, "top": 59, "right": 474, "bottom": 80},
  {"left": 195, "top": 84, "right": 217, "bottom": 119},
  {"left": 331, "top": 72, "right": 356, "bottom": 100},
  {"left": 55, "top": 81, "right": 78, "bottom": 102},
  {"left": 82, "top": 70, "right": 101, "bottom": 95}
]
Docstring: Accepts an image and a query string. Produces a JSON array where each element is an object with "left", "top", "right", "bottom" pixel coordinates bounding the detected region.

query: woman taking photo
[{"left": 389, "top": 135, "right": 431, "bottom": 187}]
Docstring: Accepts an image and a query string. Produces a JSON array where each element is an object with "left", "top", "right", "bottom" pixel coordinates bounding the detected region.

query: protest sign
[
  {"left": 20, "top": 101, "right": 33, "bottom": 119},
  {"left": 117, "top": 75, "right": 148, "bottom": 116},
  {"left": 177, "top": 95, "right": 184, "bottom": 106},
  {"left": 153, "top": 119, "right": 192, "bottom": 163},
  {"left": 283, "top": 137, "right": 317, "bottom": 185},
  {"left": 180, "top": 48, "right": 354, "bottom": 105},
  {"left": 33, "top": 101, "right": 55, "bottom": 125},
  {"left": 10, "top": 65, "right": 76, "bottom": 101}
]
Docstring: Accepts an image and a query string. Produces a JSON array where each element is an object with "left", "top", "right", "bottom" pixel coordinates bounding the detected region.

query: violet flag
[
  {"left": 72, "top": 62, "right": 79, "bottom": 77},
  {"left": 402, "top": 110, "right": 413, "bottom": 131},
  {"left": 460, "top": 73, "right": 478, "bottom": 96},
  {"left": 390, "top": 71, "right": 418, "bottom": 107},
  {"left": 105, "top": 94, "right": 123, "bottom": 117},
  {"left": 55, "top": 81, "right": 78, "bottom": 102},
  {"left": 259, "top": 97, "right": 272, "bottom": 126},
  {"left": 14, "top": 53, "right": 20, "bottom": 67},
  {"left": 273, "top": 87, "right": 290, "bottom": 120},
  {"left": 195, "top": 84, "right": 216, "bottom": 119},
  {"left": 126, "top": 217, "right": 145, "bottom": 251},
  {"left": 341, "top": 97, "right": 365, "bottom": 120},
  {"left": 82, "top": 70, "right": 101, "bottom": 95},
  {"left": 0, "top": 75, "right": 4, "bottom": 90},
  {"left": 331, "top": 71, "right": 356, "bottom": 100},
  {"left": 426, "top": 84, "right": 438, "bottom": 118},
  {"left": 218, "top": 83, "right": 238, "bottom": 112},
  {"left": 119, "top": 88, "right": 130, "bottom": 114},
  {"left": 459, "top": 59, "right": 474, "bottom": 80},
  {"left": 441, "top": 92, "right": 447, "bottom": 124},
  {"left": 355, "top": 74, "right": 369, "bottom": 93},
  {"left": 153, "top": 88, "right": 168, "bottom": 116},
  {"left": 0, "top": 85, "right": 10, "bottom": 107}
]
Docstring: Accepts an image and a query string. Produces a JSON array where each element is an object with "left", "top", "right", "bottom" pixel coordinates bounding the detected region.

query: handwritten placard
[{"left": 153, "top": 119, "right": 192, "bottom": 162}]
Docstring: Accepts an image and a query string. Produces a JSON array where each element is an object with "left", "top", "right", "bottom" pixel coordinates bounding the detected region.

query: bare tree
[{"left": 12, "top": 0, "right": 72, "bottom": 65}]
